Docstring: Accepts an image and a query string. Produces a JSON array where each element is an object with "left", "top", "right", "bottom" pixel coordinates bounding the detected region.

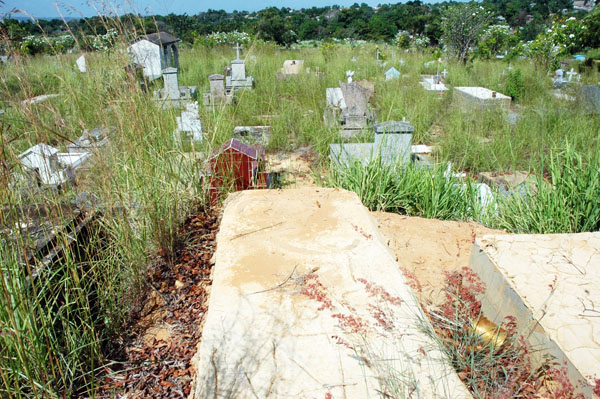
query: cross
[
  {"left": 376, "top": 48, "right": 380, "bottom": 61},
  {"left": 441, "top": 69, "right": 448, "bottom": 79},
  {"left": 234, "top": 42, "right": 242, "bottom": 60},
  {"left": 567, "top": 68, "right": 577, "bottom": 82}
]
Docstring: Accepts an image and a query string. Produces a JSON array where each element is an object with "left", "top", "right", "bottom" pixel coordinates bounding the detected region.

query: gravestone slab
[
  {"left": 191, "top": 188, "right": 471, "bottom": 399},
  {"left": 278, "top": 60, "right": 304, "bottom": 80},
  {"left": 471, "top": 233, "right": 600, "bottom": 397},
  {"left": 385, "top": 66, "right": 400, "bottom": 81},
  {"left": 19, "top": 143, "right": 90, "bottom": 186}
]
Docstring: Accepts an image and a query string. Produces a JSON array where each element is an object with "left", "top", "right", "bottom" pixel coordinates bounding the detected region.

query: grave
[
  {"left": 203, "top": 74, "right": 234, "bottom": 106},
  {"left": 579, "top": 85, "right": 600, "bottom": 115},
  {"left": 277, "top": 60, "right": 304, "bottom": 80},
  {"left": 128, "top": 31, "right": 179, "bottom": 81},
  {"left": 173, "top": 102, "right": 203, "bottom": 143},
  {"left": 232, "top": 126, "right": 271, "bottom": 146},
  {"left": 153, "top": 67, "right": 197, "bottom": 108},
  {"left": 420, "top": 75, "right": 448, "bottom": 92},
  {"left": 329, "top": 119, "right": 414, "bottom": 167},
  {"left": 68, "top": 126, "right": 114, "bottom": 154},
  {"left": 470, "top": 233, "right": 600, "bottom": 397},
  {"left": 478, "top": 170, "right": 537, "bottom": 199},
  {"left": 76, "top": 55, "right": 87, "bottom": 73},
  {"left": 191, "top": 187, "right": 471, "bottom": 399},
  {"left": 384, "top": 66, "right": 400, "bottom": 81},
  {"left": 338, "top": 80, "right": 376, "bottom": 138},
  {"left": 18, "top": 143, "right": 90, "bottom": 187},
  {"left": 453, "top": 87, "right": 511, "bottom": 110},
  {"left": 225, "top": 43, "right": 254, "bottom": 91},
  {"left": 553, "top": 68, "right": 568, "bottom": 89}
]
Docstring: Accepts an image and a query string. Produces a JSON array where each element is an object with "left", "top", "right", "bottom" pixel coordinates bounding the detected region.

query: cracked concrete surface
[
  {"left": 470, "top": 233, "right": 600, "bottom": 396},
  {"left": 190, "top": 188, "right": 470, "bottom": 399}
]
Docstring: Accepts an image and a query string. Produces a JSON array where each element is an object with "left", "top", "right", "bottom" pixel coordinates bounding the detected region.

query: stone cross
[
  {"left": 441, "top": 69, "right": 448, "bottom": 79},
  {"left": 567, "top": 68, "right": 578, "bottom": 82},
  {"left": 234, "top": 43, "right": 242, "bottom": 60}
]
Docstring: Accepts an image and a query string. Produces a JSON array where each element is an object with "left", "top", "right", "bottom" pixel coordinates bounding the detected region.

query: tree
[{"left": 441, "top": 2, "right": 494, "bottom": 63}]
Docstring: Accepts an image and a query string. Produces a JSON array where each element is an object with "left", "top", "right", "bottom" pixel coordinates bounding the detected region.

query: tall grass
[{"left": 2, "top": 16, "right": 600, "bottom": 397}]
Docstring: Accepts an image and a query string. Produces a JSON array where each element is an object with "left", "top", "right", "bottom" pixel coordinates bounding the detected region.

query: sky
[{"left": 3, "top": 0, "right": 388, "bottom": 19}]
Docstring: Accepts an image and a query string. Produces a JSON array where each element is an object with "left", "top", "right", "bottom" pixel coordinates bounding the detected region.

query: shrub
[{"left": 504, "top": 69, "right": 525, "bottom": 101}]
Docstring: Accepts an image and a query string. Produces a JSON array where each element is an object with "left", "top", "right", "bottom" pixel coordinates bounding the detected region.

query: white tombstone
[
  {"left": 282, "top": 60, "right": 304, "bottom": 75},
  {"left": 231, "top": 60, "right": 246, "bottom": 81},
  {"left": 162, "top": 67, "right": 181, "bottom": 100},
  {"left": 399, "top": 58, "right": 405, "bottom": 66},
  {"left": 128, "top": 39, "right": 162, "bottom": 81},
  {"left": 76, "top": 55, "right": 87, "bottom": 73}
]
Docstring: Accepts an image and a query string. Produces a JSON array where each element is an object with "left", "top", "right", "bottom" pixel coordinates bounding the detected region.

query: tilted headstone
[
  {"left": 232, "top": 126, "right": 271, "bottom": 146},
  {"left": 19, "top": 143, "right": 90, "bottom": 186},
  {"left": 326, "top": 88, "right": 346, "bottom": 109},
  {"left": 204, "top": 74, "right": 233, "bottom": 106},
  {"left": 339, "top": 81, "right": 371, "bottom": 118}
]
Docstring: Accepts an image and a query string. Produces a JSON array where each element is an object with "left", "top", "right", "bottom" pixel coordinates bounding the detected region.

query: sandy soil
[
  {"left": 266, "top": 146, "right": 321, "bottom": 188},
  {"left": 372, "top": 211, "right": 506, "bottom": 308}
]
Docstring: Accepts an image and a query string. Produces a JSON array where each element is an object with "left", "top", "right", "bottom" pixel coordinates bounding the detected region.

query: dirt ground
[
  {"left": 372, "top": 211, "right": 506, "bottom": 308},
  {"left": 266, "top": 146, "right": 322, "bottom": 188}
]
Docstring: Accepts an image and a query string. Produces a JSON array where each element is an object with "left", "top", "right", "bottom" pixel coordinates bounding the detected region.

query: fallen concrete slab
[
  {"left": 470, "top": 233, "right": 600, "bottom": 397},
  {"left": 191, "top": 187, "right": 470, "bottom": 399}
]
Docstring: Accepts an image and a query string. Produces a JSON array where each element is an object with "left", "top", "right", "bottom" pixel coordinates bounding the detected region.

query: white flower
[{"left": 569, "top": 34, "right": 575, "bottom": 38}]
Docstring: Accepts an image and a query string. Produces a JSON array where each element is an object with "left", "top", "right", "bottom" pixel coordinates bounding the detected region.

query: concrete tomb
[
  {"left": 324, "top": 81, "right": 376, "bottom": 138},
  {"left": 420, "top": 75, "right": 448, "bottom": 92},
  {"left": 18, "top": 143, "right": 90, "bottom": 187},
  {"left": 128, "top": 31, "right": 180, "bottom": 81},
  {"left": 232, "top": 126, "right": 271, "bottom": 146},
  {"left": 453, "top": 87, "right": 511, "bottom": 110},
  {"left": 190, "top": 188, "right": 471, "bottom": 399},
  {"left": 277, "top": 60, "right": 304, "bottom": 80},
  {"left": 470, "top": 233, "right": 600, "bottom": 398},
  {"left": 203, "top": 74, "right": 234, "bottom": 106}
]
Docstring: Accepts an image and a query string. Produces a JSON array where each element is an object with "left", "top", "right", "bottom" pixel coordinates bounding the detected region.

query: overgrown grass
[{"left": 1, "top": 19, "right": 600, "bottom": 397}]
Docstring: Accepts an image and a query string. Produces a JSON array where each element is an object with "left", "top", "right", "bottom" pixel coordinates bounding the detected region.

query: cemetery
[{"left": 2, "top": 10, "right": 600, "bottom": 399}]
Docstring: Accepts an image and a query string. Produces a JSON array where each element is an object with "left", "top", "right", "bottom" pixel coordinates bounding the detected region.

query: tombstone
[
  {"left": 580, "top": 85, "right": 600, "bottom": 115},
  {"left": 277, "top": 60, "right": 304, "bottom": 80},
  {"left": 399, "top": 58, "right": 405, "bottom": 66},
  {"left": 339, "top": 81, "right": 375, "bottom": 138},
  {"left": 204, "top": 74, "right": 234, "bottom": 106},
  {"left": 22, "top": 94, "right": 60, "bottom": 105},
  {"left": 441, "top": 69, "right": 448, "bottom": 79},
  {"left": 225, "top": 43, "right": 254, "bottom": 91},
  {"left": 163, "top": 67, "right": 181, "bottom": 100},
  {"left": 76, "top": 55, "right": 87, "bottom": 73},
  {"left": 385, "top": 67, "right": 400, "bottom": 81},
  {"left": 68, "top": 126, "right": 114, "bottom": 153},
  {"left": 329, "top": 119, "right": 414, "bottom": 167},
  {"left": 553, "top": 69, "right": 568, "bottom": 89},
  {"left": 373, "top": 120, "right": 414, "bottom": 166},
  {"left": 153, "top": 67, "right": 197, "bottom": 107},
  {"left": 18, "top": 143, "right": 90, "bottom": 187},
  {"left": 232, "top": 126, "right": 271, "bottom": 146}
]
